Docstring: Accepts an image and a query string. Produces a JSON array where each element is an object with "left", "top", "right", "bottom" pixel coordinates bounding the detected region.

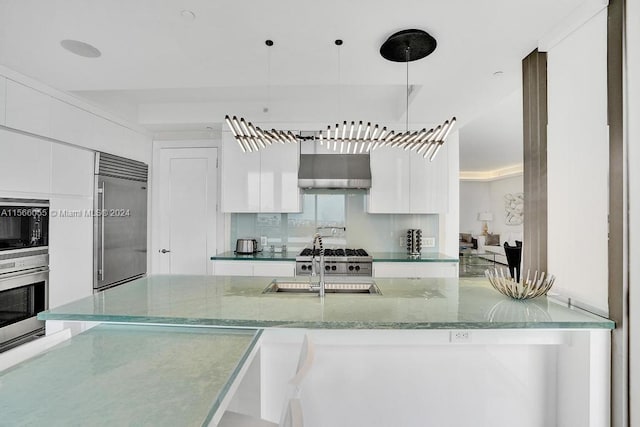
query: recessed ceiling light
[
  {"left": 181, "top": 10, "right": 196, "bottom": 20},
  {"left": 60, "top": 39, "right": 101, "bottom": 58},
  {"left": 493, "top": 71, "right": 504, "bottom": 77}
]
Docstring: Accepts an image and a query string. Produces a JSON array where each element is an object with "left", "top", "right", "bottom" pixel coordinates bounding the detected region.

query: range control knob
[
  {"left": 348, "top": 265, "right": 354, "bottom": 271},
  {"left": 355, "top": 266, "right": 361, "bottom": 271},
  {"left": 325, "top": 265, "right": 331, "bottom": 271},
  {"left": 301, "top": 265, "right": 307, "bottom": 271},
  {"left": 331, "top": 265, "right": 337, "bottom": 271}
]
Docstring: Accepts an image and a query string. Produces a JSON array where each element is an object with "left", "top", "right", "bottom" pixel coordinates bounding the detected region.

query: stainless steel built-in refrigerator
[{"left": 93, "top": 152, "right": 148, "bottom": 292}]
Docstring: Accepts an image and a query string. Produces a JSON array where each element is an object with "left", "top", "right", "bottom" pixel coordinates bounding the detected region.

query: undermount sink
[{"left": 263, "top": 279, "right": 382, "bottom": 295}]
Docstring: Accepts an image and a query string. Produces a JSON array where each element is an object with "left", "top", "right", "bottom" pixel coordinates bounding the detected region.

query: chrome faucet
[{"left": 309, "top": 233, "right": 326, "bottom": 297}]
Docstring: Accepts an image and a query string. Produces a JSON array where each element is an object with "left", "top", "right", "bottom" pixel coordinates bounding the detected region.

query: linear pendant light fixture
[{"left": 225, "top": 29, "right": 456, "bottom": 162}]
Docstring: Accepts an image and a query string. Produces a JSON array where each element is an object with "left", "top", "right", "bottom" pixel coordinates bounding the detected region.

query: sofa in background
[{"left": 475, "top": 233, "right": 523, "bottom": 266}]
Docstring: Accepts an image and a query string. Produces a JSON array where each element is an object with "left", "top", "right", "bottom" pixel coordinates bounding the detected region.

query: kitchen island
[
  {"left": 40, "top": 275, "right": 610, "bottom": 329},
  {"left": 7, "top": 275, "right": 615, "bottom": 426}
]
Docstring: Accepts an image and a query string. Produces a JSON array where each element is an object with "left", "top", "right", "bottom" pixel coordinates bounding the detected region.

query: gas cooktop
[
  {"left": 296, "top": 248, "right": 372, "bottom": 276},
  {"left": 298, "top": 248, "right": 369, "bottom": 258}
]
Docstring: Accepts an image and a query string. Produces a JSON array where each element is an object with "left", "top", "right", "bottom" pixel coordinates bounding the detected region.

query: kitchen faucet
[{"left": 309, "top": 233, "right": 325, "bottom": 297}]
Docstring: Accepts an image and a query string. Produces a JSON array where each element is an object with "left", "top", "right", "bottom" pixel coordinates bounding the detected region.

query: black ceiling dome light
[{"left": 380, "top": 29, "right": 437, "bottom": 62}]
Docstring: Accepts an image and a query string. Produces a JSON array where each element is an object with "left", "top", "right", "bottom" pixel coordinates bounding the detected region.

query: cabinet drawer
[
  {"left": 374, "top": 262, "right": 458, "bottom": 278},
  {"left": 212, "top": 261, "right": 253, "bottom": 276},
  {"left": 253, "top": 262, "right": 295, "bottom": 277}
]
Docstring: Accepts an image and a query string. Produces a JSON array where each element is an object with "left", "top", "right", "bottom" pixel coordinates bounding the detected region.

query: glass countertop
[
  {"left": 40, "top": 275, "right": 614, "bottom": 330},
  {"left": 211, "top": 251, "right": 458, "bottom": 262},
  {"left": 369, "top": 252, "right": 458, "bottom": 262},
  {"left": 211, "top": 250, "right": 297, "bottom": 261},
  {"left": 0, "top": 324, "right": 261, "bottom": 426}
]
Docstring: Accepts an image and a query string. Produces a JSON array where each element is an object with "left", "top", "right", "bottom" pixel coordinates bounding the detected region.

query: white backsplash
[{"left": 230, "top": 190, "right": 439, "bottom": 253}]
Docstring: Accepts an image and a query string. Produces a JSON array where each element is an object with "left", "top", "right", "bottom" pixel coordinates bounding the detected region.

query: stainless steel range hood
[{"left": 298, "top": 154, "right": 371, "bottom": 189}]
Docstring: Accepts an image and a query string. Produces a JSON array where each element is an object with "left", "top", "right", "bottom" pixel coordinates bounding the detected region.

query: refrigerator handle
[{"left": 98, "top": 182, "right": 106, "bottom": 281}]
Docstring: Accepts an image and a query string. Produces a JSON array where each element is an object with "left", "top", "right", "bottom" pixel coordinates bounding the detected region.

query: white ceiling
[{"left": 0, "top": 0, "right": 588, "bottom": 171}]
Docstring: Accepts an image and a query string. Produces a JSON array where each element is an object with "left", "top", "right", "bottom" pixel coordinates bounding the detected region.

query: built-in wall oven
[{"left": 0, "top": 199, "right": 49, "bottom": 351}]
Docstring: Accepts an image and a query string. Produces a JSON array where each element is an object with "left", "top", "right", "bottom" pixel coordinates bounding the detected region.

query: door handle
[
  {"left": 159, "top": 249, "right": 171, "bottom": 254},
  {"left": 98, "top": 182, "right": 106, "bottom": 281}
]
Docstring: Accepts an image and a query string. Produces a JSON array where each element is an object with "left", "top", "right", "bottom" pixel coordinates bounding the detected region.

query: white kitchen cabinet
[
  {"left": 373, "top": 262, "right": 458, "bottom": 278},
  {"left": 0, "top": 76, "right": 6, "bottom": 125},
  {"left": 368, "top": 144, "right": 449, "bottom": 214},
  {"left": 259, "top": 140, "right": 300, "bottom": 212},
  {"left": 51, "top": 143, "right": 94, "bottom": 197},
  {"left": 88, "top": 113, "right": 125, "bottom": 152},
  {"left": 221, "top": 132, "right": 261, "bottom": 212},
  {"left": 49, "top": 98, "right": 93, "bottom": 147},
  {"left": 367, "top": 146, "right": 410, "bottom": 213},
  {"left": 252, "top": 262, "right": 295, "bottom": 277},
  {"left": 48, "top": 196, "right": 94, "bottom": 308},
  {"left": 409, "top": 144, "right": 449, "bottom": 213},
  {"left": 212, "top": 260, "right": 295, "bottom": 277},
  {"left": 0, "top": 128, "right": 51, "bottom": 194},
  {"left": 5, "top": 80, "right": 51, "bottom": 137},
  {"left": 221, "top": 131, "right": 300, "bottom": 213}
]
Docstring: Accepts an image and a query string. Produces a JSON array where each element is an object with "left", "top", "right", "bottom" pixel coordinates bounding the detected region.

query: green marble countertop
[
  {"left": 0, "top": 324, "right": 261, "bottom": 426},
  {"left": 211, "top": 251, "right": 457, "bottom": 262},
  {"left": 369, "top": 252, "right": 458, "bottom": 262},
  {"left": 211, "top": 251, "right": 297, "bottom": 261},
  {"left": 40, "top": 275, "right": 614, "bottom": 330}
]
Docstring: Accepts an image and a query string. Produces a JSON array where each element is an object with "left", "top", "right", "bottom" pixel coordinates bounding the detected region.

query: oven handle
[
  {"left": 0, "top": 267, "right": 49, "bottom": 293},
  {"left": 98, "top": 181, "right": 105, "bottom": 281},
  {"left": 0, "top": 267, "right": 49, "bottom": 281}
]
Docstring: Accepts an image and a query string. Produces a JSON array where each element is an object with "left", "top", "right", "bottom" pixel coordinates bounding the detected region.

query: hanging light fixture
[{"left": 225, "top": 29, "right": 455, "bottom": 162}]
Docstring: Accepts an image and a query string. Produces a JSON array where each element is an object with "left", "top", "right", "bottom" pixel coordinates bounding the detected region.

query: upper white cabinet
[
  {"left": 367, "top": 146, "right": 411, "bottom": 213},
  {"left": 50, "top": 98, "right": 93, "bottom": 147},
  {"left": 368, "top": 144, "right": 449, "bottom": 214},
  {"left": 5, "top": 80, "right": 51, "bottom": 137},
  {"left": 0, "top": 128, "right": 51, "bottom": 194},
  {"left": 51, "top": 143, "right": 94, "bottom": 197},
  {"left": 221, "top": 131, "right": 301, "bottom": 213},
  {"left": 409, "top": 144, "right": 449, "bottom": 213},
  {"left": 0, "top": 77, "right": 6, "bottom": 125},
  {"left": 259, "top": 139, "right": 300, "bottom": 212}
]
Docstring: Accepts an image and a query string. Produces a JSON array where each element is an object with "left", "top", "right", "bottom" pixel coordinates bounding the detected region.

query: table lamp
[{"left": 477, "top": 212, "right": 493, "bottom": 236}]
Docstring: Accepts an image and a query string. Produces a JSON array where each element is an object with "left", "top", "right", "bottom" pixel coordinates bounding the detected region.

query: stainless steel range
[{"left": 296, "top": 248, "right": 373, "bottom": 277}]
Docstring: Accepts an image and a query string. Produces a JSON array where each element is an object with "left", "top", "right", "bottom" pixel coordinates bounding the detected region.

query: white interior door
[{"left": 158, "top": 148, "right": 217, "bottom": 274}]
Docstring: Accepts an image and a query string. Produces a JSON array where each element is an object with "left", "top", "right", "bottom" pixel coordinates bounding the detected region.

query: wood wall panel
[{"left": 522, "top": 50, "right": 548, "bottom": 273}]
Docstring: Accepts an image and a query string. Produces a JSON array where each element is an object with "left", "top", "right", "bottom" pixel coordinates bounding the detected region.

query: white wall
[
  {"left": 459, "top": 175, "right": 523, "bottom": 241},
  {"left": 546, "top": 9, "right": 608, "bottom": 313},
  {"left": 459, "top": 181, "right": 491, "bottom": 234},
  {"left": 440, "top": 131, "right": 460, "bottom": 257},
  {"left": 489, "top": 175, "right": 524, "bottom": 242},
  {"left": 627, "top": 0, "right": 640, "bottom": 421}
]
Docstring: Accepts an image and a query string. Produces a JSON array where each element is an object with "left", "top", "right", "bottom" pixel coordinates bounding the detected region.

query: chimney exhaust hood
[{"left": 298, "top": 154, "right": 371, "bottom": 189}]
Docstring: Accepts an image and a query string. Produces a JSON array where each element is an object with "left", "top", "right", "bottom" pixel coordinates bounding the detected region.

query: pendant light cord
[
  {"left": 337, "top": 42, "right": 342, "bottom": 123},
  {"left": 267, "top": 42, "right": 271, "bottom": 119}
]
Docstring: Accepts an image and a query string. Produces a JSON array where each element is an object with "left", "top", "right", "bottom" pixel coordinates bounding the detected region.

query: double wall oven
[{"left": 0, "top": 198, "right": 49, "bottom": 351}]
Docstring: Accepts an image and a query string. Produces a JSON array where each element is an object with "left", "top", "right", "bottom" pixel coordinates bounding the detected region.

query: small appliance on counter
[
  {"left": 235, "top": 238, "right": 259, "bottom": 254},
  {"left": 406, "top": 229, "right": 422, "bottom": 256}
]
